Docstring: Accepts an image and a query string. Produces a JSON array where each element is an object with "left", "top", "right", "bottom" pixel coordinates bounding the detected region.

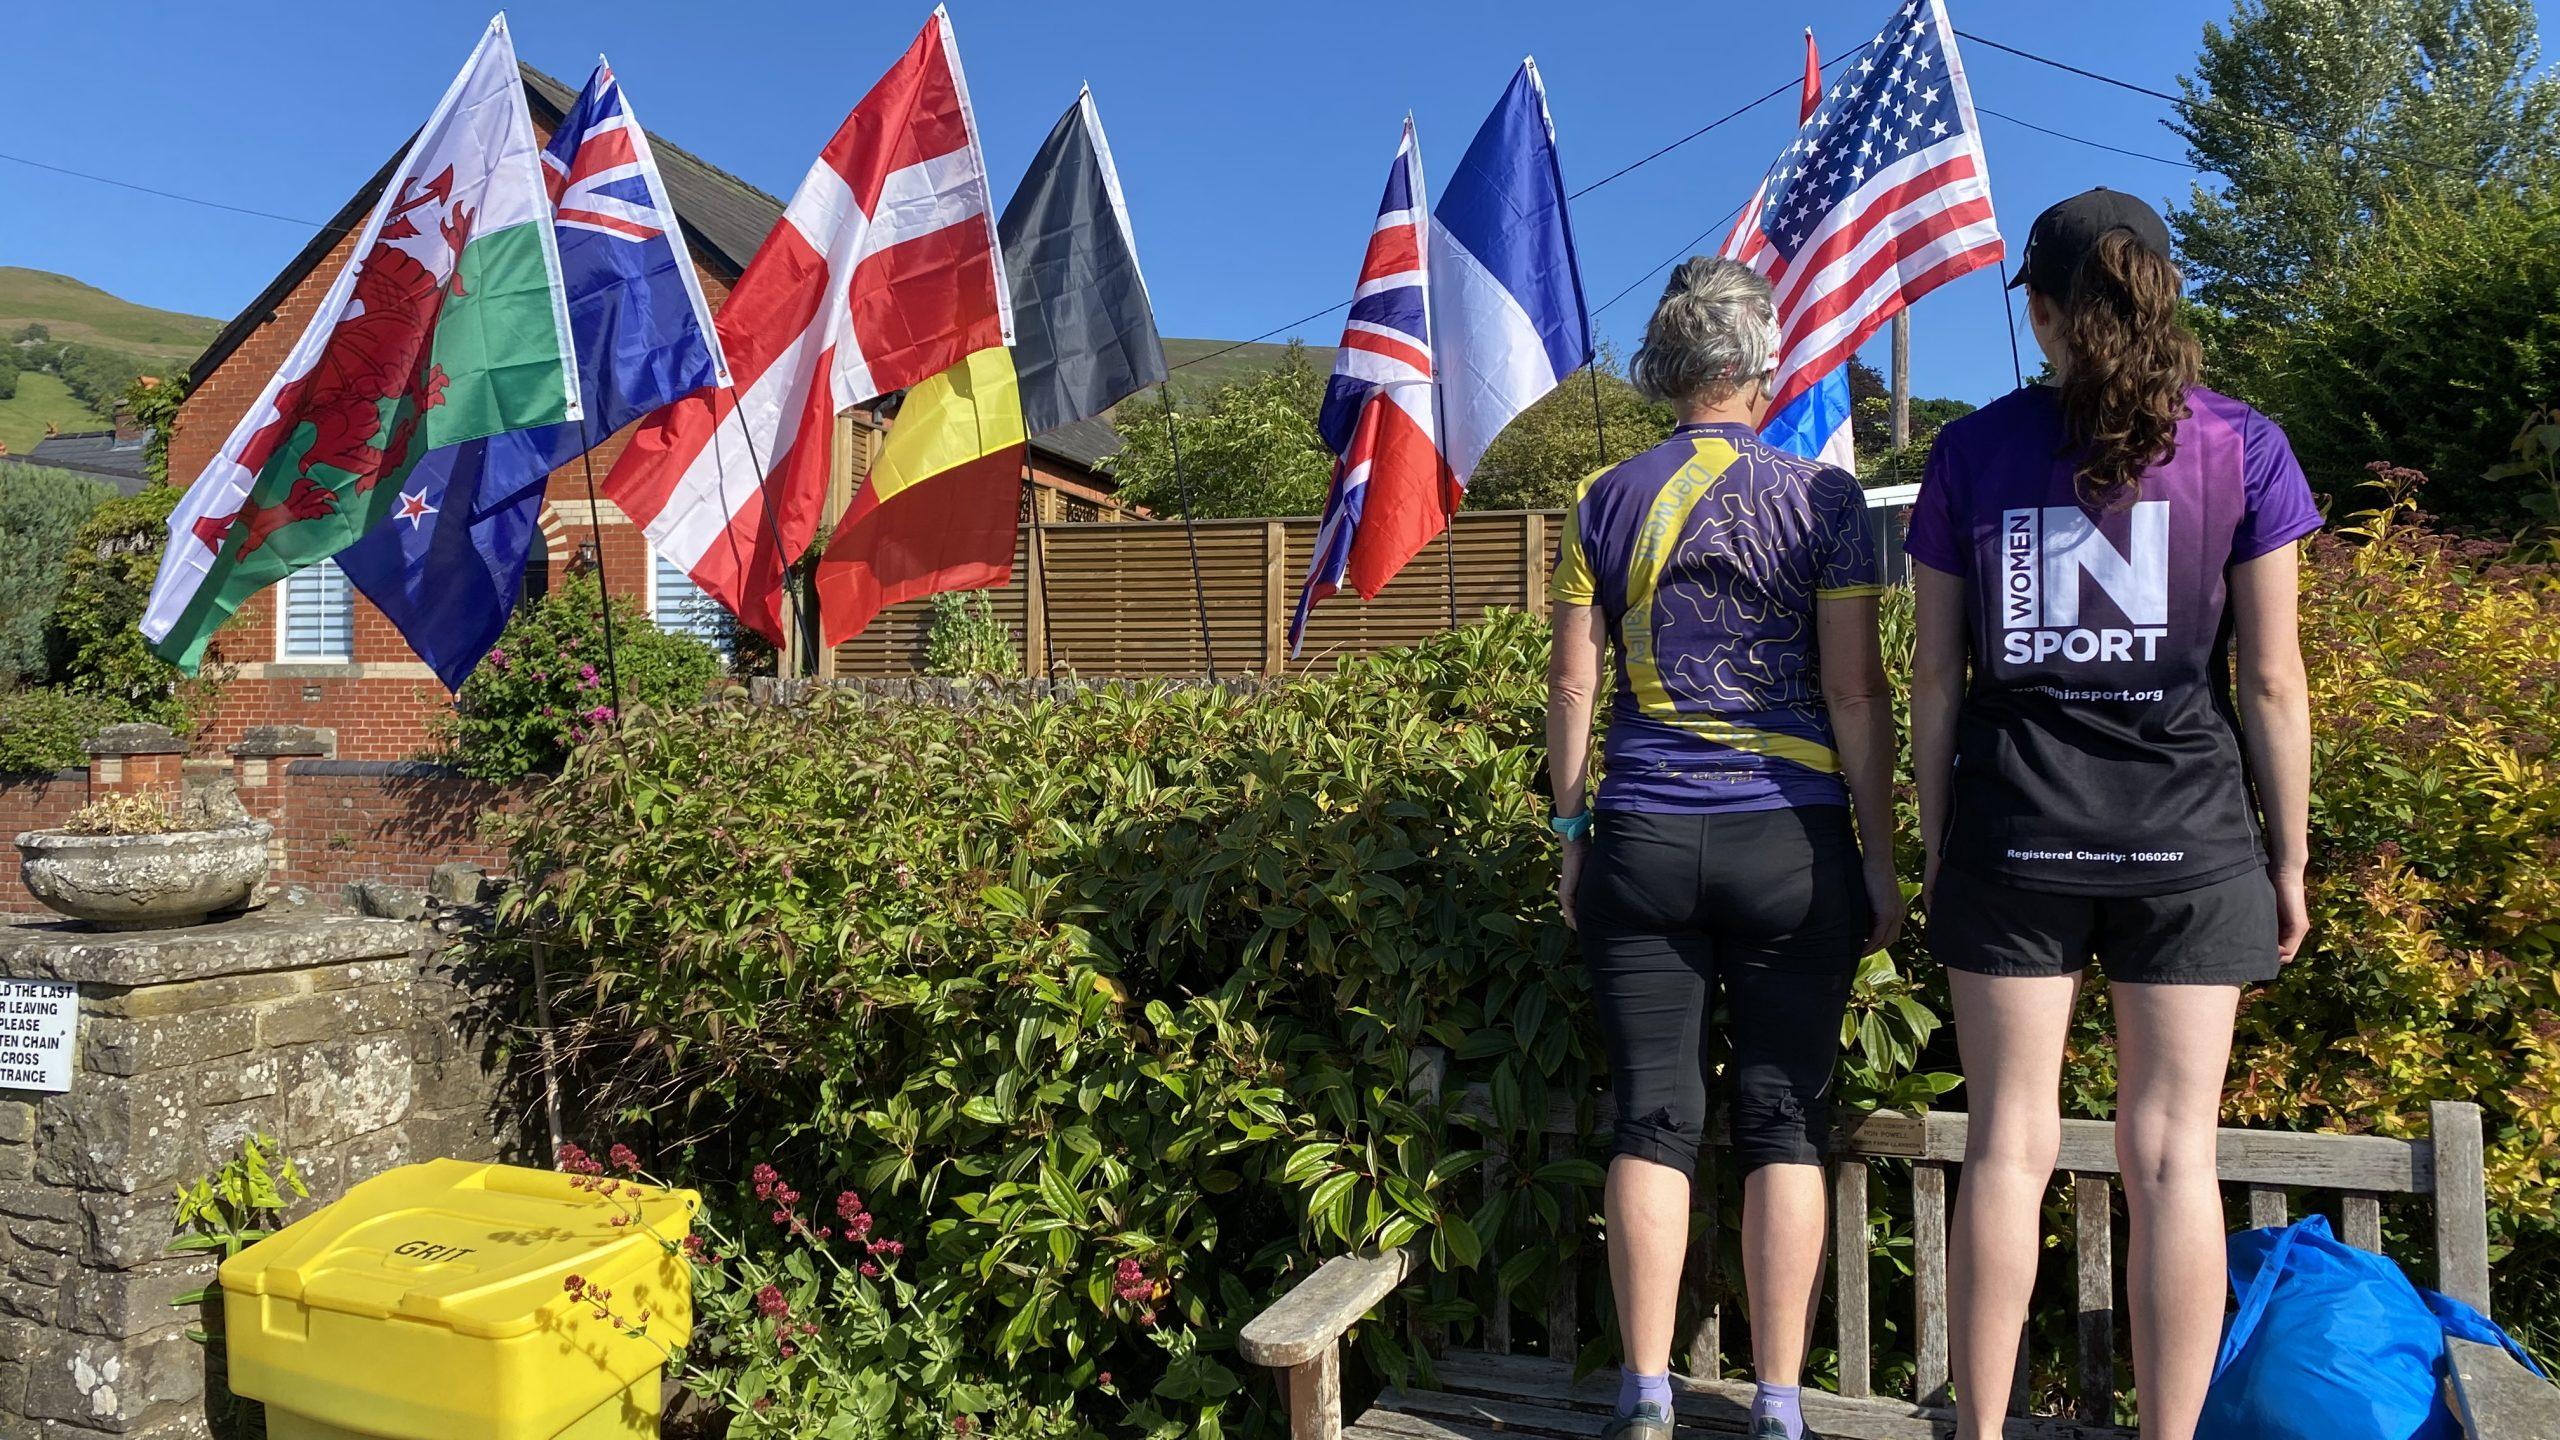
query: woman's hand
[
  {"left": 2272, "top": 863, "right": 2309, "bottom": 963},
  {"left": 1863, "top": 852, "right": 1907, "bottom": 955},
  {"left": 1558, "top": 839, "right": 1588, "bottom": 930}
]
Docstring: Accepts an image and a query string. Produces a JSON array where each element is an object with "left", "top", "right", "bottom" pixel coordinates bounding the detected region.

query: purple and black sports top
[
  {"left": 1551, "top": 421, "right": 1882, "bottom": 814},
  {"left": 1905, "top": 384, "right": 2323, "bottom": 896}
]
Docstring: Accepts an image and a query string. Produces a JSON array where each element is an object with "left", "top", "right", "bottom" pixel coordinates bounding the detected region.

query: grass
[
  {"left": 0, "top": 268, "right": 220, "bottom": 365},
  {"left": 0, "top": 372, "right": 110, "bottom": 455}
]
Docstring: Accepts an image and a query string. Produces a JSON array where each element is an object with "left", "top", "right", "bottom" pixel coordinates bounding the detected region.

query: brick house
[{"left": 170, "top": 65, "right": 1129, "bottom": 761}]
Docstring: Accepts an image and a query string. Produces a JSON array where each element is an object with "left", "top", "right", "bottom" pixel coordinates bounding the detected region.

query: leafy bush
[
  {"left": 0, "top": 687, "right": 123, "bottom": 773},
  {"left": 499, "top": 496, "right": 2560, "bottom": 1424},
  {"left": 2220, "top": 188, "right": 2560, "bottom": 530},
  {"left": 922, "top": 590, "right": 1020, "bottom": 679},
  {"left": 435, "top": 573, "right": 725, "bottom": 781},
  {"left": 0, "top": 463, "right": 113, "bottom": 685},
  {"left": 495, "top": 614, "right": 1943, "bottom": 1435}
]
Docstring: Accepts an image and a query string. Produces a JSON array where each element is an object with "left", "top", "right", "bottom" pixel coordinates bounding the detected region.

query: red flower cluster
[
  {"left": 561, "top": 1273, "right": 651, "bottom": 1330},
  {"left": 1112, "top": 1258, "right": 1151, "bottom": 1303},
  {"left": 754, "top": 1283, "right": 789, "bottom": 1319},
  {"left": 1113, "top": 1257, "right": 1162, "bottom": 1326}
]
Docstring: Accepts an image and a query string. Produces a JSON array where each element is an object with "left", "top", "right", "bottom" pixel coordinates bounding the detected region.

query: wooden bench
[{"left": 1241, "top": 1059, "right": 2492, "bottom": 1440}]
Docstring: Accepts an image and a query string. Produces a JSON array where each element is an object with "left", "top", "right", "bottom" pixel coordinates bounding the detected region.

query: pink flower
[
  {"left": 583, "top": 704, "right": 616, "bottom": 725},
  {"left": 859, "top": 1260, "right": 882, "bottom": 1278},
  {"left": 755, "top": 1284, "right": 789, "bottom": 1319},
  {"left": 1097, "top": 1372, "right": 1113, "bottom": 1388},
  {"left": 847, "top": 1211, "right": 874, "bottom": 1240},
  {"left": 835, "top": 1191, "right": 865, "bottom": 1224},
  {"left": 1113, "top": 1257, "right": 1152, "bottom": 1303},
  {"left": 751, "top": 1164, "right": 779, "bottom": 1201}
]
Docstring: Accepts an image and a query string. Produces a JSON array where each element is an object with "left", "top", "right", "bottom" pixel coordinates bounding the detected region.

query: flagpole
[
  {"left": 1158, "top": 384, "right": 1219, "bottom": 682},
  {"left": 722, "top": 383, "right": 807, "bottom": 679},
  {"left": 573, "top": 429, "right": 627, "bottom": 720},
  {"left": 1023, "top": 461, "right": 1058, "bottom": 681},
  {"left": 1442, "top": 496, "right": 1459, "bottom": 631}
]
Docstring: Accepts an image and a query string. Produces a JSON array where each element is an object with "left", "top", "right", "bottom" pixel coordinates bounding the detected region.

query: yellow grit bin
[{"left": 218, "top": 1158, "right": 698, "bottom": 1440}]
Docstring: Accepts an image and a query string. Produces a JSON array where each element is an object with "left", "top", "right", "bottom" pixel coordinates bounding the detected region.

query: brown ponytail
[{"left": 2052, "top": 229, "right": 2201, "bottom": 508}]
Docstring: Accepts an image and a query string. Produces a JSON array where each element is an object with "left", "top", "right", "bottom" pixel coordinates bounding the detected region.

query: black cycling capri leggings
[{"left": 1577, "top": 805, "right": 1870, "bottom": 1176}]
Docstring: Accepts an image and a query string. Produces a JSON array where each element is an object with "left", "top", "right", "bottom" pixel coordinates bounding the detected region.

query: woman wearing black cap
[{"left": 1904, "top": 189, "right": 2320, "bottom": 1438}]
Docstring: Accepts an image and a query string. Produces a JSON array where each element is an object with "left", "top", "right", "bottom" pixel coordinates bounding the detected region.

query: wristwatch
[{"left": 1548, "top": 810, "right": 1593, "bottom": 843}]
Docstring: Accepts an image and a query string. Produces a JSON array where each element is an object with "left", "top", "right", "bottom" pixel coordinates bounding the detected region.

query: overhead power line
[
  {"left": 1975, "top": 105, "right": 2204, "bottom": 171},
  {"left": 0, "top": 149, "right": 327, "bottom": 228},
  {"left": 1954, "top": 27, "right": 2490, "bottom": 183}
]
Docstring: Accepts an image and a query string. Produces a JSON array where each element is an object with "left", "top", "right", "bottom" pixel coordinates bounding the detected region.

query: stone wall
[{"left": 0, "top": 905, "right": 529, "bottom": 1439}]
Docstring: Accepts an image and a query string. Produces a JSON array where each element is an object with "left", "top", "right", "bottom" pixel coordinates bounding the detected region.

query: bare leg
[
  {"left": 1606, "top": 1154, "right": 1692, "bottom": 1375},
  {"left": 1743, "top": 1162, "right": 1829, "bottom": 1386},
  {"left": 1947, "top": 970, "right": 2079, "bottom": 1440},
  {"left": 2112, "top": 983, "right": 2240, "bottom": 1440}
]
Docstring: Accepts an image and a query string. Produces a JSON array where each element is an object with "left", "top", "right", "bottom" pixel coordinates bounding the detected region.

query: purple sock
[
  {"left": 1753, "top": 1381, "right": 1803, "bottom": 1437},
  {"left": 1616, "top": 1367, "right": 1674, "bottom": 1418}
]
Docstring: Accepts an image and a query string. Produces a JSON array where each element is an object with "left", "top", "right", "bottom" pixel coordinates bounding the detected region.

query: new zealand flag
[{"left": 337, "top": 60, "right": 728, "bottom": 691}]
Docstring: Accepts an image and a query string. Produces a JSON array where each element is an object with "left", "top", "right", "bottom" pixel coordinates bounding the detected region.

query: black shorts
[
  {"left": 1577, "top": 806, "right": 1870, "bottom": 1176},
  {"left": 1929, "top": 864, "right": 2280, "bottom": 986}
]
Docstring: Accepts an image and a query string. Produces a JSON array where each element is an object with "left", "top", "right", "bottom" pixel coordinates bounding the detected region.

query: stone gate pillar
[{"left": 0, "top": 912, "right": 521, "bottom": 1439}]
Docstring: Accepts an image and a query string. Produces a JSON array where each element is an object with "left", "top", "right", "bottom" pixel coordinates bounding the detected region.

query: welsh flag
[{"left": 143, "top": 14, "right": 580, "bottom": 671}]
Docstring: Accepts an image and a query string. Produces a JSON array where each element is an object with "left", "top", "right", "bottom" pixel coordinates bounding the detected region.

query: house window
[
  {"left": 650, "top": 550, "right": 734, "bottom": 654},
  {"left": 278, "top": 561, "right": 355, "bottom": 662}
]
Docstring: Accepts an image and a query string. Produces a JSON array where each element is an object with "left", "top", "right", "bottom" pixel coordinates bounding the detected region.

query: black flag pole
[
  {"left": 1024, "top": 460, "right": 1059, "bottom": 681},
  {"left": 1158, "top": 384, "right": 1220, "bottom": 682},
  {"left": 1994, "top": 254, "right": 2026, "bottom": 389},
  {"left": 573, "top": 430, "right": 626, "bottom": 720},
  {"left": 720, "top": 383, "right": 809, "bottom": 679}
]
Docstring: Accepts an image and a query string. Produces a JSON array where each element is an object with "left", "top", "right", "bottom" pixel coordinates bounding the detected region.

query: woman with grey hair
[{"left": 1546, "top": 256, "right": 1903, "bottom": 1440}]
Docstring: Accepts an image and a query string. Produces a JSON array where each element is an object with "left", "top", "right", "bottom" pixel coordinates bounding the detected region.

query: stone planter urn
[{"left": 15, "top": 819, "right": 274, "bottom": 930}]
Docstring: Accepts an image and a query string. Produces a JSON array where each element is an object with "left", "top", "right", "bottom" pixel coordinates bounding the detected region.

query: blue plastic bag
[{"left": 2197, "top": 1213, "right": 2541, "bottom": 1440}]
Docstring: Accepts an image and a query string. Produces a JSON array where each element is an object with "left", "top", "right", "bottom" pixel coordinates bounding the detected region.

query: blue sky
[{"left": 3, "top": 1, "right": 2550, "bottom": 405}]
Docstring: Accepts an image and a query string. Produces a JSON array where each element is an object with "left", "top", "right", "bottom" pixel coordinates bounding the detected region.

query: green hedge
[{"left": 496, "top": 499, "right": 2560, "bottom": 1433}]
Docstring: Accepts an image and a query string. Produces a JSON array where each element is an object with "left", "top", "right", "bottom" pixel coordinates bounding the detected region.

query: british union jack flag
[{"left": 1291, "top": 118, "right": 1449, "bottom": 654}]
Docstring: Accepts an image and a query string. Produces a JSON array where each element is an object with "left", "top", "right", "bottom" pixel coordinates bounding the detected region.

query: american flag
[
  {"left": 1291, "top": 117, "right": 1447, "bottom": 653},
  {"left": 1725, "top": 0, "right": 2002, "bottom": 423}
]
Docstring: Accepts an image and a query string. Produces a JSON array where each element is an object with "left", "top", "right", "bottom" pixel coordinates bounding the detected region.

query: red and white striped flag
[
  {"left": 1719, "top": 0, "right": 2001, "bottom": 430},
  {"left": 601, "top": 7, "right": 1011, "bottom": 644}
]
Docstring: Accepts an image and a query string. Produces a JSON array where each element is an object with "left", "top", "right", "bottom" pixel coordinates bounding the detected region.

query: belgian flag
[{"left": 816, "top": 88, "right": 1167, "bottom": 645}]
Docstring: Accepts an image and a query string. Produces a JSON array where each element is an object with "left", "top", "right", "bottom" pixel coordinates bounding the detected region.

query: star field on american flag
[
  {"left": 1760, "top": 1, "right": 1963, "bottom": 257},
  {"left": 1720, "top": 0, "right": 2001, "bottom": 425}
]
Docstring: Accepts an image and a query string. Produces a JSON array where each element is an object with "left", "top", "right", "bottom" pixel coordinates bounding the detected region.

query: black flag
[{"left": 999, "top": 89, "right": 1168, "bottom": 432}]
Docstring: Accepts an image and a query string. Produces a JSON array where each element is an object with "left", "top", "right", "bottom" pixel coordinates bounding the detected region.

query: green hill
[
  {"left": 0, "top": 372, "right": 108, "bottom": 456},
  {"left": 1159, "top": 336, "right": 1335, "bottom": 400},
  {"left": 0, "top": 268, "right": 221, "bottom": 366}
]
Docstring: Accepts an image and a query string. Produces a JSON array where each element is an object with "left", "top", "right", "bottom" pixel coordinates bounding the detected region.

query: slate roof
[
  {"left": 22, "top": 429, "right": 153, "bottom": 495},
  {"left": 1030, "top": 417, "right": 1123, "bottom": 475}
]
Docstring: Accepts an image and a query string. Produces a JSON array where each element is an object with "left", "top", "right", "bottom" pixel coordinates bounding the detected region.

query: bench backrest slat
[
  {"left": 2074, "top": 1173, "right": 2116, "bottom": 1424},
  {"left": 1438, "top": 1067, "right": 2491, "bottom": 1428}
]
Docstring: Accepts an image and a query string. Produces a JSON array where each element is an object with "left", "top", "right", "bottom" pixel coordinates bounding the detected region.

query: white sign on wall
[{"left": 0, "top": 978, "right": 76, "bottom": 1093}]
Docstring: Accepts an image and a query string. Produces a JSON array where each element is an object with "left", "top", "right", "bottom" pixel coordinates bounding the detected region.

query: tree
[
  {"left": 42, "top": 485, "right": 212, "bottom": 728},
  {"left": 1108, "top": 343, "right": 1333, "bottom": 519},
  {"left": 12, "top": 323, "right": 46, "bottom": 344},
  {"left": 2170, "top": 0, "right": 2560, "bottom": 328},
  {"left": 0, "top": 464, "right": 112, "bottom": 685},
  {"left": 1467, "top": 348, "right": 1675, "bottom": 510},
  {"left": 2235, "top": 185, "right": 2560, "bottom": 529}
]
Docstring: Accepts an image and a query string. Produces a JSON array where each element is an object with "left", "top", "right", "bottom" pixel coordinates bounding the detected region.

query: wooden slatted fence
[{"left": 822, "top": 494, "right": 1917, "bottom": 680}]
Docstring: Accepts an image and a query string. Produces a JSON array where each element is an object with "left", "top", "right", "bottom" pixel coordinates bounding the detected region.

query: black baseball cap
[{"left": 2007, "top": 188, "right": 2175, "bottom": 298}]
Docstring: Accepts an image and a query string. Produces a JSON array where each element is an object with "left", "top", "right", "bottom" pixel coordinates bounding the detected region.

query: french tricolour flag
[
  {"left": 1431, "top": 59, "right": 1593, "bottom": 491},
  {"left": 1292, "top": 61, "right": 1593, "bottom": 653}
]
